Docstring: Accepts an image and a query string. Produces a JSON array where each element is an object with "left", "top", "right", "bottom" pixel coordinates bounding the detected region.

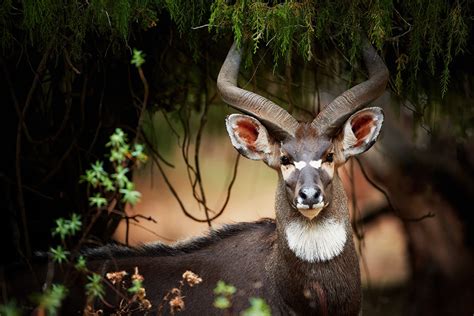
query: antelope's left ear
[{"left": 339, "top": 107, "right": 384, "bottom": 160}]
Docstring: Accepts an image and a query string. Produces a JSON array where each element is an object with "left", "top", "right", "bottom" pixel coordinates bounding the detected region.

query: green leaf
[
  {"left": 33, "top": 284, "right": 68, "bottom": 316},
  {"left": 89, "top": 193, "right": 108, "bottom": 208},
  {"left": 120, "top": 182, "right": 141, "bottom": 206},
  {"left": 91, "top": 160, "right": 106, "bottom": 176},
  {"left": 52, "top": 214, "right": 82, "bottom": 240},
  {"left": 213, "top": 296, "right": 231, "bottom": 310},
  {"left": 101, "top": 176, "right": 115, "bottom": 192},
  {"left": 128, "top": 279, "right": 143, "bottom": 294},
  {"left": 52, "top": 218, "right": 68, "bottom": 240},
  {"left": 112, "top": 165, "right": 130, "bottom": 188},
  {"left": 132, "top": 143, "right": 148, "bottom": 162},
  {"left": 50, "top": 246, "right": 70, "bottom": 264},
  {"left": 242, "top": 297, "right": 272, "bottom": 316},
  {"left": 80, "top": 169, "right": 100, "bottom": 187},
  {"left": 75, "top": 255, "right": 87, "bottom": 271},
  {"left": 109, "top": 148, "right": 127, "bottom": 163},
  {"left": 85, "top": 273, "right": 105, "bottom": 300},
  {"left": 214, "top": 280, "right": 236, "bottom": 296},
  {"left": 120, "top": 188, "right": 141, "bottom": 206},
  {"left": 68, "top": 213, "right": 82, "bottom": 234},
  {"left": 0, "top": 300, "right": 21, "bottom": 316},
  {"left": 131, "top": 48, "right": 146, "bottom": 67},
  {"left": 106, "top": 128, "right": 127, "bottom": 148}
]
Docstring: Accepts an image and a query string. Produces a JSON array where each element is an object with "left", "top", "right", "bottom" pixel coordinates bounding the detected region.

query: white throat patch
[{"left": 285, "top": 218, "right": 347, "bottom": 262}]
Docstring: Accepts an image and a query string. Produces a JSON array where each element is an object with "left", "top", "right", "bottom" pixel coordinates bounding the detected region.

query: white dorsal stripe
[
  {"left": 285, "top": 218, "right": 347, "bottom": 262},
  {"left": 309, "top": 160, "right": 322, "bottom": 169},
  {"left": 294, "top": 161, "right": 307, "bottom": 170}
]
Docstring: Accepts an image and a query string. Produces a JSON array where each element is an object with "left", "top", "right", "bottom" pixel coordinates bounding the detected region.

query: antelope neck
[
  {"left": 284, "top": 218, "right": 347, "bottom": 262},
  {"left": 275, "top": 176, "right": 348, "bottom": 263}
]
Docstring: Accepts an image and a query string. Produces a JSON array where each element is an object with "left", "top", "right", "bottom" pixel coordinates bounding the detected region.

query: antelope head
[{"left": 218, "top": 41, "right": 388, "bottom": 222}]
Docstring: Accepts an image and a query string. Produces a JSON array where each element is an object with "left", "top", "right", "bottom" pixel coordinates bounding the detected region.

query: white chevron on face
[
  {"left": 294, "top": 161, "right": 307, "bottom": 170},
  {"left": 309, "top": 160, "right": 322, "bottom": 169}
]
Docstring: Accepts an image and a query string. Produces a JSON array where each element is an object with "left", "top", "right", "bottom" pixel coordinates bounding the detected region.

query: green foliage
[
  {"left": 11, "top": 0, "right": 160, "bottom": 58},
  {"left": 214, "top": 280, "right": 237, "bottom": 296},
  {"left": 368, "top": 0, "right": 393, "bottom": 51},
  {"left": 212, "top": 281, "right": 271, "bottom": 314},
  {"left": 0, "top": 301, "right": 21, "bottom": 316},
  {"left": 128, "top": 279, "right": 143, "bottom": 294},
  {"left": 33, "top": 284, "right": 69, "bottom": 316},
  {"left": 52, "top": 213, "right": 82, "bottom": 241},
  {"left": 131, "top": 143, "right": 147, "bottom": 161},
  {"left": 112, "top": 165, "right": 131, "bottom": 187},
  {"left": 120, "top": 182, "right": 142, "bottom": 206},
  {"left": 214, "top": 295, "right": 232, "bottom": 309},
  {"left": 82, "top": 128, "right": 145, "bottom": 208},
  {"left": 131, "top": 49, "right": 146, "bottom": 68},
  {"left": 242, "top": 297, "right": 272, "bottom": 316},
  {"left": 86, "top": 273, "right": 105, "bottom": 300},
  {"left": 49, "top": 245, "right": 70, "bottom": 264},
  {"left": 213, "top": 280, "right": 236, "bottom": 310},
  {"left": 89, "top": 193, "right": 108, "bottom": 208},
  {"left": 208, "top": 0, "right": 470, "bottom": 96},
  {"left": 1, "top": 1, "right": 470, "bottom": 95},
  {"left": 399, "top": 1, "right": 469, "bottom": 96},
  {"left": 30, "top": 127, "right": 145, "bottom": 313},
  {"left": 75, "top": 255, "right": 87, "bottom": 271}
]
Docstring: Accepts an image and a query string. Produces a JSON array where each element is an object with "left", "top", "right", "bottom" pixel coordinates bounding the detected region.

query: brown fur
[{"left": 4, "top": 213, "right": 360, "bottom": 315}]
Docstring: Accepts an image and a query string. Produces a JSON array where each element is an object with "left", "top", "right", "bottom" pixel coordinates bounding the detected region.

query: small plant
[
  {"left": 88, "top": 266, "right": 153, "bottom": 315},
  {"left": 31, "top": 284, "right": 69, "bottom": 316},
  {"left": 213, "top": 281, "right": 272, "bottom": 315},
  {"left": 49, "top": 245, "right": 70, "bottom": 264},
  {"left": 0, "top": 301, "right": 21, "bottom": 316},
  {"left": 35, "top": 128, "right": 148, "bottom": 315},
  {"left": 157, "top": 270, "right": 203, "bottom": 315},
  {"left": 242, "top": 297, "right": 271, "bottom": 316},
  {"left": 81, "top": 128, "right": 147, "bottom": 210},
  {"left": 85, "top": 273, "right": 105, "bottom": 301},
  {"left": 52, "top": 213, "right": 82, "bottom": 241},
  {"left": 131, "top": 49, "right": 146, "bottom": 68},
  {"left": 213, "top": 280, "right": 236, "bottom": 310}
]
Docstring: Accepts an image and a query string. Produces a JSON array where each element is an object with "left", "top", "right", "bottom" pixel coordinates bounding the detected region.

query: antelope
[{"left": 5, "top": 40, "right": 388, "bottom": 315}]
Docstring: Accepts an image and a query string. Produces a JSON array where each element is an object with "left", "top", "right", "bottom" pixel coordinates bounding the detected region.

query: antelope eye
[
  {"left": 280, "top": 156, "right": 292, "bottom": 166},
  {"left": 325, "top": 153, "right": 334, "bottom": 163}
]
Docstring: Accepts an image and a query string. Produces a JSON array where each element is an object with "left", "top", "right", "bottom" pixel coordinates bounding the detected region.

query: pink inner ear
[
  {"left": 235, "top": 119, "right": 258, "bottom": 147},
  {"left": 351, "top": 114, "right": 375, "bottom": 146}
]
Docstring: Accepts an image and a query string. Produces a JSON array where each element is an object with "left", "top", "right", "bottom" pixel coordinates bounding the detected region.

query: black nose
[{"left": 298, "top": 187, "right": 322, "bottom": 205}]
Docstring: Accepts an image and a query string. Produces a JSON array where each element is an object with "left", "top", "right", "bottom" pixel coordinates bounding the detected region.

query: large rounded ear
[
  {"left": 225, "top": 114, "right": 279, "bottom": 166},
  {"left": 338, "top": 107, "right": 384, "bottom": 160}
]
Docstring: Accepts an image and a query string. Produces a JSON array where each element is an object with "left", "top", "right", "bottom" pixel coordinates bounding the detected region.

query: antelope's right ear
[{"left": 225, "top": 114, "right": 279, "bottom": 166}]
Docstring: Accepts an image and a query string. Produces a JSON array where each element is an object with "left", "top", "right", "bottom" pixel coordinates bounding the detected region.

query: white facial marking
[
  {"left": 296, "top": 201, "right": 326, "bottom": 220},
  {"left": 309, "top": 160, "right": 322, "bottom": 169},
  {"left": 285, "top": 218, "right": 347, "bottom": 262},
  {"left": 294, "top": 161, "right": 307, "bottom": 170},
  {"left": 312, "top": 201, "right": 326, "bottom": 209},
  {"left": 296, "top": 203, "right": 310, "bottom": 209},
  {"left": 281, "top": 164, "right": 296, "bottom": 181},
  {"left": 321, "top": 163, "right": 334, "bottom": 178},
  {"left": 298, "top": 208, "right": 323, "bottom": 220}
]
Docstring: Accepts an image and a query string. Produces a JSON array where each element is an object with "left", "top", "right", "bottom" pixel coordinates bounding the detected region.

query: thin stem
[
  {"left": 134, "top": 66, "right": 149, "bottom": 144},
  {"left": 355, "top": 157, "right": 435, "bottom": 222},
  {"left": 15, "top": 41, "right": 54, "bottom": 258}
]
